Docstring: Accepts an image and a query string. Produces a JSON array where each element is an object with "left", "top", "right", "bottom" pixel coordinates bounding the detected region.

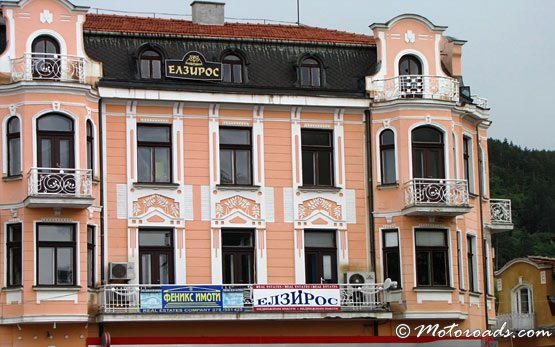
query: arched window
[
  {"left": 87, "top": 120, "right": 94, "bottom": 175},
  {"left": 514, "top": 286, "right": 533, "bottom": 315},
  {"left": 222, "top": 54, "right": 243, "bottom": 83},
  {"left": 139, "top": 49, "right": 162, "bottom": 79},
  {"left": 31, "top": 35, "right": 61, "bottom": 79},
  {"left": 37, "top": 114, "right": 74, "bottom": 170},
  {"left": 399, "top": 55, "right": 423, "bottom": 98},
  {"left": 7, "top": 117, "right": 21, "bottom": 176},
  {"left": 300, "top": 57, "right": 321, "bottom": 87},
  {"left": 412, "top": 126, "right": 444, "bottom": 179},
  {"left": 380, "top": 129, "right": 396, "bottom": 184}
]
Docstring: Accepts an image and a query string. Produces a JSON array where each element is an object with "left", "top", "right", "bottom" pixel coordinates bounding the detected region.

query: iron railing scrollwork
[
  {"left": 405, "top": 178, "right": 469, "bottom": 207},
  {"left": 369, "top": 75, "right": 460, "bottom": 102},
  {"left": 11, "top": 53, "right": 87, "bottom": 83},
  {"left": 490, "top": 199, "right": 512, "bottom": 224},
  {"left": 28, "top": 168, "right": 92, "bottom": 197}
]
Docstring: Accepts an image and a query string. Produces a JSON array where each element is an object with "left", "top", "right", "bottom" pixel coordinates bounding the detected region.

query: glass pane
[
  {"left": 412, "top": 127, "right": 442, "bottom": 143},
  {"left": 9, "top": 225, "right": 22, "bottom": 242},
  {"left": 382, "top": 148, "right": 396, "bottom": 184},
  {"left": 222, "top": 231, "right": 253, "bottom": 247},
  {"left": 219, "top": 149, "right": 233, "bottom": 184},
  {"left": 300, "top": 66, "right": 310, "bottom": 86},
  {"left": 40, "top": 139, "right": 52, "bottom": 168},
  {"left": 87, "top": 248, "right": 94, "bottom": 287},
  {"left": 39, "top": 247, "right": 55, "bottom": 285},
  {"left": 416, "top": 252, "right": 430, "bottom": 286},
  {"left": 140, "top": 60, "right": 150, "bottom": 79},
  {"left": 302, "top": 131, "right": 331, "bottom": 146},
  {"left": 429, "top": 150, "right": 441, "bottom": 179},
  {"left": 233, "top": 64, "right": 242, "bottom": 83},
  {"left": 415, "top": 231, "right": 445, "bottom": 247},
  {"left": 152, "top": 60, "right": 161, "bottom": 79},
  {"left": 138, "top": 126, "right": 170, "bottom": 143},
  {"left": 322, "top": 255, "right": 332, "bottom": 280},
  {"left": 139, "top": 230, "right": 172, "bottom": 246},
  {"left": 240, "top": 253, "right": 252, "bottom": 284},
  {"left": 385, "top": 251, "right": 401, "bottom": 284},
  {"left": 8, "top": 117, "right": 20, "bottom": 133},
  {"left": 222, "top": 64, "right": 231, "bottom": 83},
  {"left": 380, "top": 130, "right": 394, "bottom": 146},
  {"left": 432, "top": 251, "right": 447, "bottom": 286},
  {"left": 137, "top": 147, "right": 153, "bottom": 182},
  {"left": 305, "top": 253, "right": 318, "bottom": 284},
  {"left": 38, "top": 225, "right": 73, "bottom": 242},
  {"left": 224, "top": 253, "right": 235, "bottom": 284},
  {"left": 159, "top": 254, "right": 169, "bottom": 284},
  {"left": 235, "top": 150, "right": 251, "bottom": 185},
  {"left": 87, "top": 122, "right": 93, "bottom": 137},
  {"left": 302, "top": 151, "right": 315, "bottom": 185},
  {"left": 154, "top": 147, "right": 170, "bottom": 182},
  {"left": 9, "top": 138, "right": 21, "bottom": 175},
  {"left": 520, "top": 289, "right": 530, "bottom": 314},
  {"left": 87, "top": 140, "right": 93, "bottom": 170},
  {"left": 141, "top": 254, "right": 152, "bottom": 284},
  {"left": 384, "top": 231, "right": 398, "bottom": 248},
  {"left": 317, "top": 151, "right": 332, "bottom": 186},
  {"left": 38, "top": 114, "right": 72, "bottom": 131},
  {"left": 59, "top": 139, "right": 70, "bottom": 168},
  {"left": 311, "top": 67, "right": 321, "bottom": 86},
  {"left": 9, "top": 246, "right": 22, "bottom": 286},
  {"left": 220, "top": 128, "right": 250, "bottom": 145},
  {"left": 305, "top": 230, "right": 335, "bottom": 248},
  {"left": 57, "top": 247, "right": 73, "bottom": 285},
  {"left": 87, "top": 227, "right": 94, "bottom": 244}
]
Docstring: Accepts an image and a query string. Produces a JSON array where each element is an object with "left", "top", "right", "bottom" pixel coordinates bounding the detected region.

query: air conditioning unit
[
  {"left": 344, "top": 271, "right": 375, "bottom": 284},
  {"left": 109, "top": 262, "right": 135, "bottom": 281}
]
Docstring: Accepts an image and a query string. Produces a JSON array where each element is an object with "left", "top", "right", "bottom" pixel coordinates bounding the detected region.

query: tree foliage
[{"left": 488, "top": 139, "right": 555, "bottom": 269}]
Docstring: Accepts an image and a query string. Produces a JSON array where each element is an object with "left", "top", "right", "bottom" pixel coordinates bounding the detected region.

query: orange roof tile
[{"left": 84, "top": 14, "right": 375, "bottom": 45}]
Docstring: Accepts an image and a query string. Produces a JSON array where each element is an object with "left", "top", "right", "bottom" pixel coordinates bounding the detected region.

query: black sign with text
[{"left": 165, "top": 51, "right": 222, "bottom": 81}]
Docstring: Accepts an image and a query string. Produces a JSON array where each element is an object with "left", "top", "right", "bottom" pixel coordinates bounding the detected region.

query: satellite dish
[{"left": 383, "top": 278, "right": 392, "bottom": 290}]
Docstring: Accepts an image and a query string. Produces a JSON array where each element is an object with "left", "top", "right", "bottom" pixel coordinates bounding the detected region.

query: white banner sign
[{"left": 253, "top": 284, "right": 341, "bottom": 312}]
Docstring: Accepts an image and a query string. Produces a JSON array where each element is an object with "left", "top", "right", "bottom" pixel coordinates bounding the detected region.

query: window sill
[
  {"left": 377, "top": 183, "right": 399, "bottom": 190},
  {"left": 469, "top": 193, "right": 478, "bottom": 199},
  {"left": 2, "top": 175, "right": 23, "bottom": 182},
  {"left": 298, "top": 186, "right": 342, "bottom": 193},
  {"left": 92, "top": 177, "right": 101, "bottom": 184},
  {"left": 2, "top": 286, "right": 23, "bottom": 292},
  {"left": 216, "top": 184, "right": 260, "bottom": 191},
  {"left": 469, "top": 291, "right": 482, "bottom": 297},
  {"left": 133, "top": 182, "right": 180, "bottom": 190},
  {"left": 413, "top": 286, "right": 455, "bottom": 292},
  {"left": 32, "top": 286, "right": 81, "bottom": 292}
]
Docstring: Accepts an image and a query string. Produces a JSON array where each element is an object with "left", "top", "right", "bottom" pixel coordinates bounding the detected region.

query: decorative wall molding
[
  {"left": 298, "top": 197, "right": 342, "bottom": 221},
  {"left": 132, "top": 193, "right": 180, "bottom": 219},
  {"left": 215, "top": 195, "right": 261, "bottom": 220}
]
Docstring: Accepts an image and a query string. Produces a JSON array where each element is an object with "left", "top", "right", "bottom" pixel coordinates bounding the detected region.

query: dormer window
[
  {"left": 300, "top": 57, "right": 321, "bottom": 87},
  {"left": 222, "top": 54, "right": 243, "bottom": 83},
  {"left": 139, "top": 49, "right": 162, "bottom": 79},
  {"left": 399, "top": 55, "right": 423, "bottom": 98},
  {"left": 31, "top": 35, "right": 60, "bottom": 80}
]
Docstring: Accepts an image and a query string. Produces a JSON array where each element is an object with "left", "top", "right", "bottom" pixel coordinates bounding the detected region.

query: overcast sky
[{"left": 75, "top": 0, "right": 555, "bottom": 150}]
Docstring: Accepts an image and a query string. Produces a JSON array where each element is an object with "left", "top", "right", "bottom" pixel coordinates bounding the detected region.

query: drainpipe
[
  {"left": 365, "top": 109, "right": 378, "bottom": 336},
  {"left": 475, "top": 121, "right": 489, "bottom": 329},
  {"left": 98, "top": 97, "right": 106, "bottom": 339}
]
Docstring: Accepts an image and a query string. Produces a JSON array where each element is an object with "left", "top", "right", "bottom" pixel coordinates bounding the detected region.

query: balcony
[
  {"left": 98, "top": 283, "right": 394, "bottom": 322},
  {"left": 488, "top": 199, "right": 513, "bottom": 232},
  {"left": 25, "top": 168, "right": 93, "bottom": 208},
  {"left": 11, "top": 53, "right": 87, "bottom": 83},
  {"left": 368, "top": 75, "right": 459, "bottom": 102},
  {"left": 495, "top": 313, "right": 535, "bottom": 330},
  {"left": 403, "top": 178, "right": 471, "bottom": 216}
]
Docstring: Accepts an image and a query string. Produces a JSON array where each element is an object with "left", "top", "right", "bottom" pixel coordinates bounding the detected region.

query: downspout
[
  {"left": 98, "top": 97, "right": 105, "bottom": 338},
  {"left": 475, "top": 121, "right": 489, "bottom": 329},
  {"left": 365, "top": 109, "right": 378, "bottom": 336}
]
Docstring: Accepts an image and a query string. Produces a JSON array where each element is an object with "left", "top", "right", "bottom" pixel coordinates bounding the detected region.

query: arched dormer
[
  {"left": 295, "top": 53, "right": 326, "bottom": 88},
  {"left": 219, "top": 48, "right": 249, "bottom": 84},
  {"left": 134, "top": 43, "right": 167, "bottom": 80}
]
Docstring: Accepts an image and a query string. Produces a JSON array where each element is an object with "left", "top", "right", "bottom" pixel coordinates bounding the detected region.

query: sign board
[
  {"left": 165, "top": 51, "right": 222, "bottom": 81},
  {"left": 253, "top": 284, "right": 341, "bottom": 312}
]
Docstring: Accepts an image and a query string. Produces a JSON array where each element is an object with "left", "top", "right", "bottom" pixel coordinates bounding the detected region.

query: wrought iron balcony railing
[
  {"left": 28, "top": 168, "right": 92, "bottom": 198},
  {"left": 471, "top": 95, "right": 489, "bottom": 109},
  {"left": 99, "top": 283, "right": 392, "bottom": 314},
  {"left": 495, "top": 313, "right": 535, "bottom": 330},
  {"left": 11, "top": 53, "right": 87, "bottom": 83},
  {"left": 404, "top": 178, "right": 470, "bottom": 213},
  {"left": 368, "top": 75, "right": 459, "bottom": 102},
  {"left": 490, "top": 199, "right": 512, "bottom": 224}
]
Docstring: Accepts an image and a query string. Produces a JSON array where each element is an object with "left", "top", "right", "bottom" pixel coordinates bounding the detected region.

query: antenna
[{"left": 296, "top": 0, "right": 300, "bottom": 25}]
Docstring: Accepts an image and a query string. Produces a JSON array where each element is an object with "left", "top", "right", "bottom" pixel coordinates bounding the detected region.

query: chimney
[{"left": 191, "top": 1, "right": 225, "bottom": 26}]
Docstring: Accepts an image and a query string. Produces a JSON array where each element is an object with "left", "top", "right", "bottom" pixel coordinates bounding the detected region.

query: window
[
  {"left": 300, "top": 57, "right": 321, "bottom": 87},
  {"left": 467, "top": 234, "right": 478, "bottom": 292},
  {"left": 222, "top": 54, "right": 243, "bottom": 83},
  {"left": 219, "top": 128, "right": 252, "bottom": 185},
  {"left": 137, "top": 124, "right": 172, "bottom": 183},
  {"left": 31, "top": 35, "right": 61, "bottom": 79},
  {"left": 37, "top": 224, "right": 76, "bottom": 286},
  {"left": 139, "top": 229, "right": 174, "bottom": 284},
  {"left": 382, "top": 229, "right": 401, "bottom": 287},
  {"left": 7, "top": 224, "right": 22, "bottom": 287},
  {"left": 398, "top": 54, "right": 423, "bottom": 98},
  {"left": 515, "top": 286, "right": 532, "bottom": 314},
  {"left": 302, "top": 129, "right": 333, "bottom": 187},
  {"left": 87, "top": 120, "right": 94, "bottom": 176},
  {"left": 87, "top": 226, "right": 95, "bottom": 288},
  {"left": 139, "top": 49, "right": 162, "bottom": 79},
  {"left": 7, "top": 117, "right": 21, "bottom": 176},
  {"left": 479, "top": 145, "right": 487, "bottom": 196},
  {"left": 222, "top": 229, "right": 254, "bottom": 284},
  {"left": 412, "top": 126, "right": 444, "bottom": 179},
  {"left": 463, "top": 136, "right": 474, "bottom": 193},
  {"left": 415, "top": 229, "right": 449, "bottom": 287},
  {"left": 457, "top": 231, "right": 464, "bottom": 290},
  {"left": 380, "top": 129, "right": 396, "bottom": 184},
  {"left": 305, "top": 230, "right": 337, "bottom": 284},
  {"left": 37, "top": 113, "right": 74, "bottom": 169}
]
